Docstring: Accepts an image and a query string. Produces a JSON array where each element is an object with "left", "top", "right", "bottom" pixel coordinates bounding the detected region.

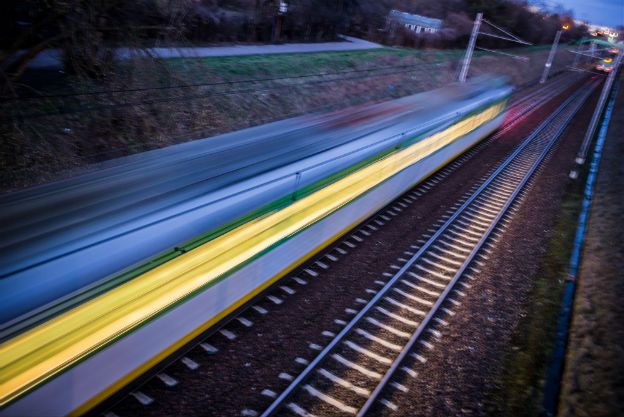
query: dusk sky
[{"left": 560, "top": 0, "right": 623, "bottom": 28}]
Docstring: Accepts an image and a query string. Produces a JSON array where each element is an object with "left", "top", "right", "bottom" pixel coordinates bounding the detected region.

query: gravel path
[
  {"left": 100, "top": 78, "right": 580, "bottom": 417},
  {"left": 559, "top": 76, "right": 624, "bottom": 417}
]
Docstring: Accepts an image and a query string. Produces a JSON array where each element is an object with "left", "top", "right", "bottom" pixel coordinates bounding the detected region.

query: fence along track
[{"left": 260, "top": 79, "right": 597, "bottom": 417}]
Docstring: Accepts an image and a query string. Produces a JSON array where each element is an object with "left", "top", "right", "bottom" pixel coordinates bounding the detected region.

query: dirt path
[{"left": 559, "top": 76, "right": 624, "bottom": 417}]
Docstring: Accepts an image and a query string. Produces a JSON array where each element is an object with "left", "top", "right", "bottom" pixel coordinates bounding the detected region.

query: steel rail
[
  {"left": 358, "top": 79, "right": 597, "bottom": 416},
  {"left": 567, "top": 66, "right": 607, "bottom": 77},
  {"left": 260, "top": 78, "right": 596, "bottom": 417},
  {"left": 508, "top": 72, "right": 572, "bottom": 107},
  {"left": 493, "top": 74, "right": 579, "bottom": 138}
]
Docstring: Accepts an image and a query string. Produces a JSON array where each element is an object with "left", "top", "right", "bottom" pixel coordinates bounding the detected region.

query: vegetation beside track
[
  {"left": 485, "top": 167, "right": 587, "bottom": 416},
  {"left": 559, "top": 75, "right": 624, "bottom": 417},
  {"left": 484, "top": 81, "right": 619, "bottom": 417},
  {"left": 1, "top": 46, "right": 571, "bottom": 193}
]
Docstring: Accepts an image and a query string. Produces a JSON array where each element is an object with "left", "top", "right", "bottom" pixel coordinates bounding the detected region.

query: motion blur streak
[{"left": 0, "top": 102, "right": 504, "bottom": 407}]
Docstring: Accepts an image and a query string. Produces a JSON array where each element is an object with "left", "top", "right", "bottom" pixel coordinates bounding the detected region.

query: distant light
[
  {"left": 562, "top": 24, "right": 570, "bottom": 30},
  {"left": 604, "top": 58, "right": 613, "bottom": 63}
]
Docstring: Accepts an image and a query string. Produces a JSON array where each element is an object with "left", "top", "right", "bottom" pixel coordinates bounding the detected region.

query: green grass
[
  {"left": 155, "top": 49, "right": 424, "bottom": 81},
  {"left": 120, "top": 44, "right": 561, "bottom": 86},
  {"left": 17, "top": 44, "right": 560, "bottom": 97},
  {"left": 2, "top": 42, "right": 570, "bottom": 192}
]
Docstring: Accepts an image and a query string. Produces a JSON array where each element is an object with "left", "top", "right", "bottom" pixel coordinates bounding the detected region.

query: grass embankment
[
  {"left": 108, "top": 45, "right": 552, "bottom": 88},
  {"left": 487, "top": 169, "right": 588, "bottom": 416},
  {"left": 1, "top": 45, "right": 570, "bottom": 192},
  {"left": 559, "top": 76, "right": 624, "bottom": 417},
  {"left": 487, "top": 79, "right": 623, "bottom": 417}
]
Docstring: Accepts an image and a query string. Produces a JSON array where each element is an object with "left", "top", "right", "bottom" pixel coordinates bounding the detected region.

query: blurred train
[
  {"left": 0, "top": 77, "right": 511, "bottom": 416},
  {"left": 596, "top": 57, "right": 616, "bottom": 73}
]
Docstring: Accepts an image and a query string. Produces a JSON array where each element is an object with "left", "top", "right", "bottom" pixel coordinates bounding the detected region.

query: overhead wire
[
  {"left": 4, "top": 45, "right": 543, "bottom": 123},
  {"left": 9, "top": 63, "right": 445, "bottom": 120},
  {"left": 1, "top": 61, "right": 432, "bottom": 102}
]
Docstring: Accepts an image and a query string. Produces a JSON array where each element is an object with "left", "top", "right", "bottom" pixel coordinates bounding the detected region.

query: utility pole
[
  {"left": 575, "top": 51, "right": 623, "bottom": 165},
  {"left": 458, "top": 13, "right": 531, "bottom": 83},
  {"left": 571, "top": 38, "right": 584, "bottom": 68},
  {"left": 589, "top": 40, "right": 596, "bottom": 58},
  {"left": 459, "top": 12, "right": 483, "bottom": 83},
  {"left": 272, "top": 1, "right": 287, "bottom": 42},
  {"left": 540, "top": 28, "right": 564, "bottom": 83}
]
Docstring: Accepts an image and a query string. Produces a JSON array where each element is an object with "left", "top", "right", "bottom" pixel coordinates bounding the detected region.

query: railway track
[
  {"left": 100, "top": 74, "right": 587, "bottom": 417},
  {"left": 258, "top": 80, "right": 598, "bottom": 417}
]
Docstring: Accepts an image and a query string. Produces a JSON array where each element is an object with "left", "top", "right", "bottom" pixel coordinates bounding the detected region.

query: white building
[{"left": 387, "top": 10, "right": 443, "bottom": 34}]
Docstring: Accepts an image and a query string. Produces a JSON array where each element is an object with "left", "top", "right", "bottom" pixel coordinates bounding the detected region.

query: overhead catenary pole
[
  {"left": 459, "top": 12, "right": 483, "bottom": 83},
  {"left": 271, "top": 0, "right": 287, "bottom": 42},
  {"left": 571, "top": 38, "right": 584, "bottom": 68},
  {"left": 589, "top": 40, "right": 596, "bottom": 58},
  {"left": 540, "top": 29, "right": 563, "bottom": 83},
  {"left": 575, "top": 51, "right": 623, "bottom": 165}
]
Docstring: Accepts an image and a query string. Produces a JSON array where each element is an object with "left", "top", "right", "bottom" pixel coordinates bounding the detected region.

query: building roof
[{"left": 388, "top": 10, "right": 443, "bottom": 29}]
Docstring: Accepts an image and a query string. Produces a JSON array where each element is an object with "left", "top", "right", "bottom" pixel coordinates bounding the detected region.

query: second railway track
[{"left": 259, "top": 79, "right": 598, "bottom": 417}]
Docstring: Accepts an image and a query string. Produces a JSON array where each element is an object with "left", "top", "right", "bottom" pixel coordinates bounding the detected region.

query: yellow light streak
[{"left": 0, "top": 102, "right": 505, "bottom": 408}]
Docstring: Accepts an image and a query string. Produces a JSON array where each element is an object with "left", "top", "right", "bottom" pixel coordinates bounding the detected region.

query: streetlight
[{"left": 540, "top": 24, "right": 569, "bottom": 84}]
